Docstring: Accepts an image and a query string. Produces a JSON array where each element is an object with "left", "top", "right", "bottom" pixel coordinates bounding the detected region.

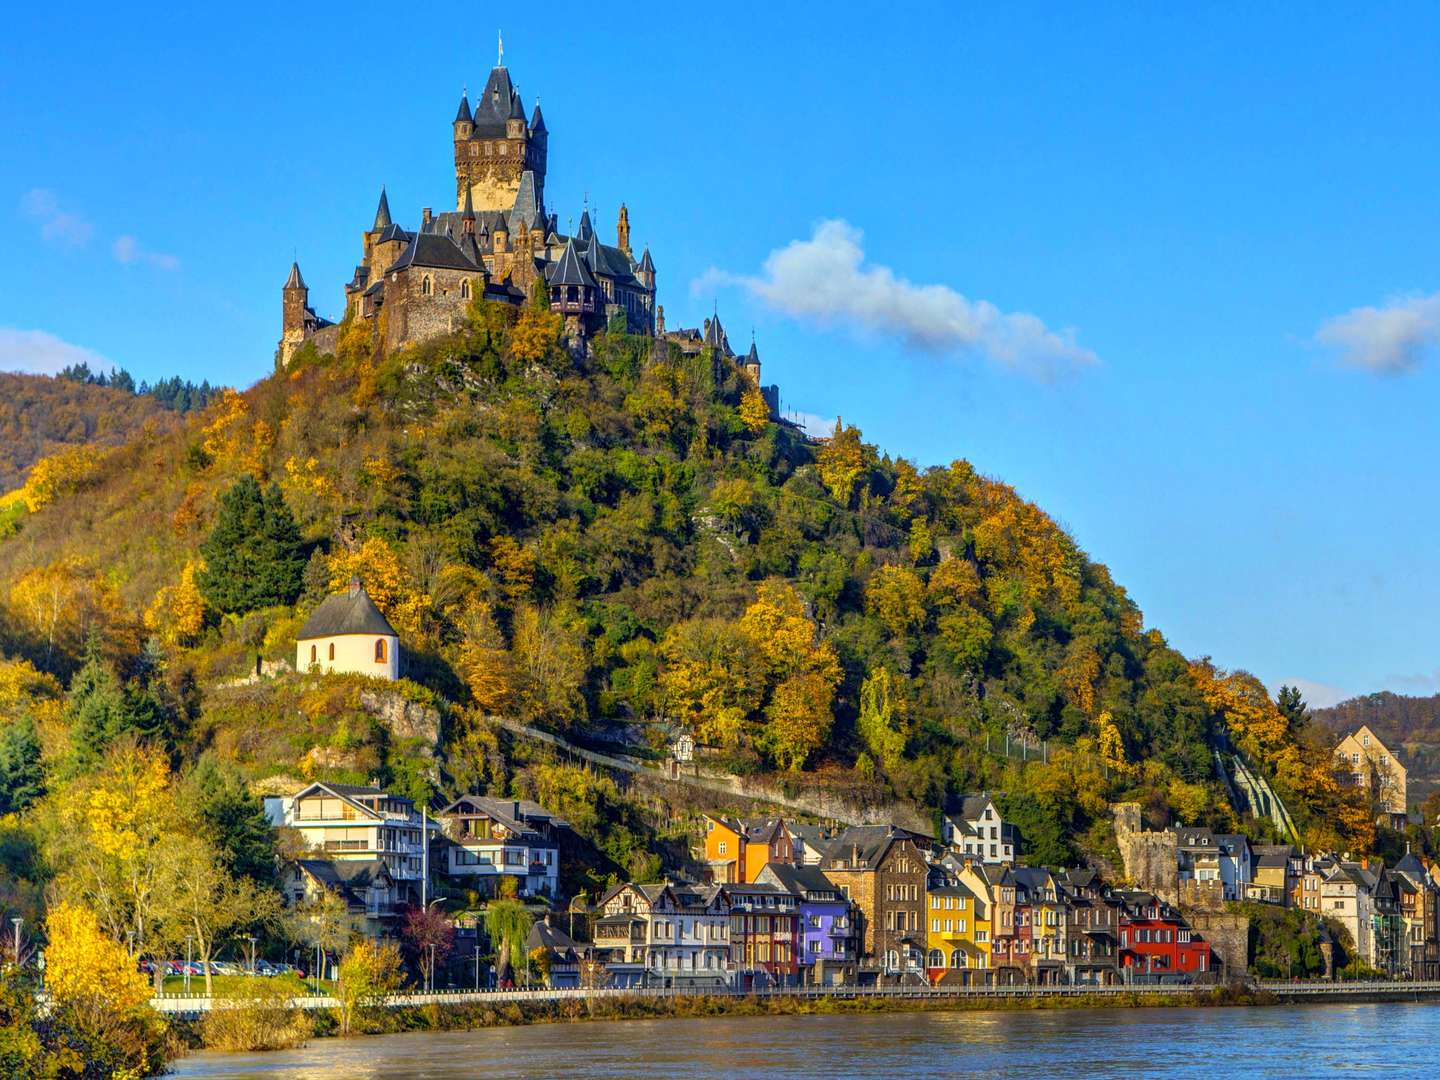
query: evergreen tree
[
  {"left": 187, "top": 756, "right": 278, "bottom": 884},
  {"left": 65, "top": 648, "right": 126, "bottom": 773},
  {"left": 1276, "top": 684, "right": 1310, "bottom": 739},
  {"left": 0, "top": 717, "right": 44, "bottom": 814},
  {"left": 197, "top": 476, "right": 306, "bottom": 614}
]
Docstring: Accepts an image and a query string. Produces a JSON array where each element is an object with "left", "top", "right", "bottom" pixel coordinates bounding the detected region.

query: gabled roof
[
  {"left": 527, "top": 920, "right": 579, "bottom": 960},
  {"left": 757, "top": 863, "right": 845, "bottom": 900},
  {"left": 297, "top": 583, "right": 398, "bottom": 640},
  {"left": 439, "top": 794, "right": 567, "bottom": 832},
  {"left": 1395, "top": 850, "right": 1428, "bottom": 880},
  {"left": 821, "top": 825, "right": 930, "bottom": 871},
  {"left": 548, "top": 238, "right": 597, "bottom": 289}
]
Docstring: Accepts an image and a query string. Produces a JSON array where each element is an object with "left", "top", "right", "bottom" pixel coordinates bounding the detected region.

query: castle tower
[
  {"left": 454, "top": 62, "right": 544, "bottom": 212},
  {"left": 638, "top": 247, "right": 655, "bottom": 290},
  {"left": 363, "top": 187, "right": 391, "bottom": 266},
  {"left": 280, "top": 262, "right": 309, "bottom": 366},
  {"left": 617, "top": 204, "right": 631, "bottom": 257},
  {"left": 744, "top": 336, "right": 761, "bottom": 384}
]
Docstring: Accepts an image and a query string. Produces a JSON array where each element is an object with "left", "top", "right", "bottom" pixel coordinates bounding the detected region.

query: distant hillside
[
  {"left": 0, "top": 372, "right": 179, "bottom": 492},
  {"left": 1314, "top": 691, "right": 1440, "bottom": 806}
]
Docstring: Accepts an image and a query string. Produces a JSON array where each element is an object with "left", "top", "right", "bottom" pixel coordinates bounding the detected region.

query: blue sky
[{"left": 4, "top": 3, "right": 1440, "bottom": 706}]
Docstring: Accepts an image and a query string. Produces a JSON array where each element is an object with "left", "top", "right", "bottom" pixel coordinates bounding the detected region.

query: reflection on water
[{"left": 170, "top": 1003, "right": 1434, "bottom": 1079}]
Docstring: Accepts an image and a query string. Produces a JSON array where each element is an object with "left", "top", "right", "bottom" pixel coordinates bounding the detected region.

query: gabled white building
[
  {"left": 942, "top": 794, "right": 1018, "bottom": 863},
  {"left": 270, "top": 781, "right": 433, "bottom": 889}
]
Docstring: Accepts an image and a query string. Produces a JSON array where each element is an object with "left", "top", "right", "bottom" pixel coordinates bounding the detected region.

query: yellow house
[
  {"left": 1335, "top": 724, "right": 1407, "bottom": 816},
  {"left": 296, "top": 577, "right": 400, "bottom": 680},
  {"left": 925, "top": 880, "right": 990, "bottom": 985}
]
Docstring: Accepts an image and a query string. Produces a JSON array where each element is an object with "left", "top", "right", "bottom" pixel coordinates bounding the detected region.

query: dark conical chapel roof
[{"left": 297, "top": 579, "right": 397, "bottom": 640}]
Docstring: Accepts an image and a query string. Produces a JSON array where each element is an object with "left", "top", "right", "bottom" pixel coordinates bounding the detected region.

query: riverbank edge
[{"left": 172, "top": 984, "right": 1274, "bottom": 1055}]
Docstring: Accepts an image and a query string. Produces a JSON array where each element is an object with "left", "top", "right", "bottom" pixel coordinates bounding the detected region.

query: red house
[
  {"left": 721, "top": 881, "right": 801, "bottom": 988},
  {"left": 1114, "top": 890, "right": 1212, "bottom": 980}
]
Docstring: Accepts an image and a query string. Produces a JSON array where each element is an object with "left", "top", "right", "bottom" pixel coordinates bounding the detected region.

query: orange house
[{"left": 703, "top": 816, "right": 797, "bottom": 883}]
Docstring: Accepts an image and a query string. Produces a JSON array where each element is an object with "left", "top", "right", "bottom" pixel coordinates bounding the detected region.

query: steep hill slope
[
  {"left": 0, "top": 301, "right": 1374, "bottom": 863},
  {"left": 0, "top": 372, "right": 180, "bottom": 493}
]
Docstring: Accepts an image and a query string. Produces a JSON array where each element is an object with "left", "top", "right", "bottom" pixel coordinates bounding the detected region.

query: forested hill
[
  {"left": 1314, "top": 691, "right": 1440, "bottom": 806},
  {"left": 0, "top": 372, "right": 179, "bottom": 492},
  {"left": 0, "top": 297, "right": 1375, "bottom": 865}
]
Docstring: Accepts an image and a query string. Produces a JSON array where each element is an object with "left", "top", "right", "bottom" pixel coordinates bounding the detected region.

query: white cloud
[
  {"left": 112, "top": 234, "right": 180, "bottom": 272},
  {"left": 1315, "top": 291, "right": 1440, "bottom": 375},
  {"left": 1273, "top": 677, "right": 1355, "bottom": 710},
  {"left": 781, "top": 410, "right": 837, "bottom": 438},
  {"left": 697, "top": 220, "right": 1098, "bottom": 378},
  {"left": 0, "top": 328, "right": 110, "bottom": 376},
  {"left": 19, "top": 188, "right": 93, "bottom": 247}
]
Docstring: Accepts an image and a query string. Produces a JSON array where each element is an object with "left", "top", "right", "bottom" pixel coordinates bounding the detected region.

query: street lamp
[
  {"left": 247, "top": 935, "right": 258, "bottom": 974},
  {"left": 10, "top": 917, "right": 21, "bottom": 966},
  {"left": 474, "top": 945, "right": 482, "bottom": 991},
  {"left": 428, "top": 943, "right": 437, "bottom": 992},
  {"left": 184, "top": 936, "right": 193, "bottom": 995}
]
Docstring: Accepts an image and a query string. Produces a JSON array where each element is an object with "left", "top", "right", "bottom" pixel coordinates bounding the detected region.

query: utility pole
[
  {"left": 474, "top": 944, "right": 482, "bottom": 990},
  {"left": 184, "top": 936, "right": 193, "bottom": 995},
  {"left": 421, "top": 806, "right": 429, "bottom": 909}
]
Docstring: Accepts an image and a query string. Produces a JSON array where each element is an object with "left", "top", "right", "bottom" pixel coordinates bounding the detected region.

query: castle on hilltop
[{"left": 277, "top": 52, "right": 776, "bottom": 414}]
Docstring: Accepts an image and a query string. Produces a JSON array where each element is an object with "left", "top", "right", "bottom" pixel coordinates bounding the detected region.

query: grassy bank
[{"left": 174, "top": 984, "right": 1277, "bottom": 1053}]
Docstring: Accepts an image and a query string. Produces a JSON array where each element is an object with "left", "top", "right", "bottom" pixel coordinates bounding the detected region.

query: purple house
[{"left": 757, "top": 863, "right": 858, "bottom": 986}]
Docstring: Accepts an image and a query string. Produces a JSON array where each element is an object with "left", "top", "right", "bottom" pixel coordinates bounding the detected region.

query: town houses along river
[{"left": 173, "top": 1002, "right": 1432, "bottom": 1078}]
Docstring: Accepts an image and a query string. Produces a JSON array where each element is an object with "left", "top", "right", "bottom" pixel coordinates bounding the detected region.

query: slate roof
[
  {"left": 1254, "top": 845, "right": 1293, "bottom": 870},
  {"left": 548, "top": 238, "right": 597, "bottom": 288},
  {"left": 439, "top": 794, "right": 568, "bottom": 832},
  {"left": 1395, "top": 850, "right": 1429, "bottom": 880},
  {"left": 575, "top": 209, "right": 594, "bottom": 243},
  {"left": 284, "top": 262, "right": 306, "bottom": 290},
  {"left": 296, "top": 584, "right": 398, "bottom": 640},
  {"left": 821, "top": 825, "right": 930, "bottom": 870},
  {"left": 472, "top": 65, "right": 522, "bottom": 136},
  {"left": 527, "top": 920, "right": 579, "bottom": 960},
  {"left": 759, "top": 863, "right": 845, "bottom": 900},
  {"left": 373, "top": 188, "right": 392, "bottom": 230},
  {"left": 530, "top": 101, "right": 547, "bottom": 134},
  {"left": 389, "top": 230, "right": 481, "bottom": 273},
  {"left": 638, "top": 247, "right": 654, "bottom": 273},
  {"left": 455, "top": 91, "right": 473, "bottom": 124}
]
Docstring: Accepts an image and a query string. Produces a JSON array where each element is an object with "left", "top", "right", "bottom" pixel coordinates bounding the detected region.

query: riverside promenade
[{"left": 149, "top": 980, "right": 1440, "bottom": 1020}]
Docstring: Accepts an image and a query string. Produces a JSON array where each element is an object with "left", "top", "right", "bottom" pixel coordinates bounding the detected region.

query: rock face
[{"left": 359, "top": 690, "right": 441, "bottom": 757}]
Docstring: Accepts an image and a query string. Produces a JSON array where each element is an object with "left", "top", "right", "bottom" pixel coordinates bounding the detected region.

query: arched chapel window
[{"left": 375, "top": 639, "right": 388, "bottom": 663}]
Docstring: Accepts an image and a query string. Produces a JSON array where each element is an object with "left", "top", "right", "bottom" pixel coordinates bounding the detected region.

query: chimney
[
  {"left": 422, "top": 207, "right": 433, "bottom": 228},
  {"left": 513, "top": 799, "right": 522, "bottom": 822},
  {"left": 348, "top": 575, "right": 361, "bottom": 598},
  {"left": 851, "top": 844, "right": 859, "bottom": 867}
]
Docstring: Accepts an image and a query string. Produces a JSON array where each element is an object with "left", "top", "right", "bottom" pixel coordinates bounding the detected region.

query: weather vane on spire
[{"left": 498, "top": 30, "right": 504, "bottom": 66}]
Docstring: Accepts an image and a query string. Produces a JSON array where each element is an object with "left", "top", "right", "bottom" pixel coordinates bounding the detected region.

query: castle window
[
  {"left": 310, "top": 644, "right": 317, "bottom": 663},
  {"left": 460, "top": 280, "right": 471, "bottom": 300},
  {"left": 328, "top": 643, "right": 335, "bottom": 661},
  {"left": 375, "top": 639, "right": 388, "bottom": 663},
  {"left": 567, "top": 285, "right": 578, "bottom": 302},
  {"left": 422, "top": 276, "right": 432, "bottom": 296}
]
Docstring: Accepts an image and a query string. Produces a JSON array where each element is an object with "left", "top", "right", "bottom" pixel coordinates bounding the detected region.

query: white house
[
  {"left": 1174, "top": 828, "right": 1253, "bottom": 901},
  {"left": 942, "top": 794, "right": 1019, "bottom": 863},
  {"left": 296, "top": 577, "right": 400, "bottom": 680},
  {"left": 273, "top": 781, "right": 433, "bottom": 893},
  {"left": 435, "top": 796, "right": 564, "bottom": 898}
]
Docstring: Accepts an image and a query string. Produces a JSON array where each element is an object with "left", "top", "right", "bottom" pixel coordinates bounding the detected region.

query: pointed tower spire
[
  {"left": 461, "top": 186, "right": 476, "bottom": 234},
  {"left": 455, "top": 90, "right": 473, "bottom": 123},
  {"left": 284, "top": 261, "right": 306, "bottom": 290},
  {"left": 373, "top": 187, "right": 392, "bottom": 230},
  {"left": 530, "top": 99, "right": 547, "bottom": 135}
]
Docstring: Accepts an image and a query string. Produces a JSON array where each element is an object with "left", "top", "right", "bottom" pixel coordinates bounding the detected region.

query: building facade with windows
[
  {"left": 435, "top": 795, "right": 563, "bottom": 898},
  {"left": 270, "top": 781, "right": 431, "bottom": 896}
]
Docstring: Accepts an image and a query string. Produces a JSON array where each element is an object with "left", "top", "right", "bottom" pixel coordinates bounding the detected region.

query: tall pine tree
[
  {"left": 0, "top": 716, "right": 44, "bottom": 814},
  {"left": 197, "top": 475, "right": 306, "bottom": 614}
]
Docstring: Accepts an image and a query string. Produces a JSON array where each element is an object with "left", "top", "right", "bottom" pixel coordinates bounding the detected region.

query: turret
[
  {"left": 373, "top": 187, "right": 392, "bottom": 231},
  {"left": 617, "top": 204, "right": 631, "bottom": 257},
  {"left": 492, "top": 215, "right": 509, "bottom": 253},
  {"left": 280, "top": 262, "right": 309, "bottom": 366},
  {"left": 745, "top": 335, "right": 761, "bottom": 383},
  {"left": 637, "top": 246, "right": 655, "bottom": 290},
  {"left": 506, "top": 85, "right": 526, "bottom": 139},
  {"left": 461, "top": 187, "right": 476, "bottom": 235},
  {"left": 454, "top": 91, "right": 473, "bottom": 141}
]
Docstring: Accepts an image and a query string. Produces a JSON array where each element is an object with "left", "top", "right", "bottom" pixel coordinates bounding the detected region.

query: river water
[{"left": 170, "top": 1003, "right": 1432, "bottom": 1078}]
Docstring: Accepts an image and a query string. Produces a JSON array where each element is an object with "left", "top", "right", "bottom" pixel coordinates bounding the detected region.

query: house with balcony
[
  {"left": 756, "top": 862, "right": 858, "bottom": 986},
  {"left": 282, "top": 857, "right": 400, "bottom": 936},
  {"left": 592, "top": 881, "right": 731, "bottom": 989},
  {"left": 923, "top": 875, "right": 990, "bottom": 987},
  {"left": 721, "top": 880, "right": 802, "bottom": 988},
  {"left": 271, "top": 781, "right": 433, "bottom": 900},
  {"left": 434, "top": 795, "right": 564, "bottom": 898},
  {"left": 941, "top": 794, "right": 1019, "bottom": 864},
  {"left": 1058, "top": 868, "right": 1121, "bottom": 985}
]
